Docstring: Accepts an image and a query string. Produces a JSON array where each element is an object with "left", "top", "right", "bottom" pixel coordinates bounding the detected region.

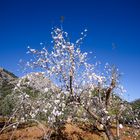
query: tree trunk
[
  {"left": 116, "top": 115, "right": 120, "bottom": 139},
  {"left": 104, "top": 125, "right": 114, "bottom": 140},
  {"left": 84, "top": 106, "right": 114, "bottom": 140}
]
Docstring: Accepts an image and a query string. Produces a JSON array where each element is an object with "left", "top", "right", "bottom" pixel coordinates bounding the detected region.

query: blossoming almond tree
[
  {"left": 22, "top": 27, "right": 123, "bottom": 140},
  {"left": 7, "top": 27, "right": 139, "bottom": 140}
]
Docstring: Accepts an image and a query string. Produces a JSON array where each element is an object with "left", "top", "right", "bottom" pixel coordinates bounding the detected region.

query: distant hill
[
  {"left": 0, "top": 68, "right": 59, "bottom": 98},
  {"left": 130, "top": 98, "right": 140, "bottom": 111},
  {"left": 0, "top": 68, "right": 18, "bottom": 98},
  {"left": 131, "top": 98, "right": 140, "bottom": 105},
  {"left": 0, "top": 68, "right": 18, "bottom": 115},
  {"left": 0, "top": 68, "right": 17, "bottom": 81},
  {"left": 0, "top": 68, "right": 59, "bottom": 116},
  {"left": 130, "top": 98, "right": 140, "bottom": 119}
]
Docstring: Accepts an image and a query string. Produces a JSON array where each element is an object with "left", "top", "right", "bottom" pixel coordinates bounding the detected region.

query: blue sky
[{"left": 0, "top": 0, "right": 140, "bottom": 101}]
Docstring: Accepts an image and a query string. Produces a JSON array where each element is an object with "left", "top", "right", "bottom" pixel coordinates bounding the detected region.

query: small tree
[{"left": 23, "top": 27, "right": 126, "bottom": 140}]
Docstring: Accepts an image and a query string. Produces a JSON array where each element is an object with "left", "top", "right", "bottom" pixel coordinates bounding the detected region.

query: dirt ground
[{"left": 0, "top": 123, "right": 140, "bottom": 140}]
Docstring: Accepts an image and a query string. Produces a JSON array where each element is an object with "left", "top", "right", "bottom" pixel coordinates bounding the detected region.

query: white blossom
[{"left": 119, "top": 124, "right": 123, "bottom": 129}]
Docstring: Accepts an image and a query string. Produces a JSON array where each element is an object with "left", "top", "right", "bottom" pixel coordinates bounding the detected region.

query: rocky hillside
[
  {"left": 0, "top": 68, "right": 17, "bottom": 80},
  {"left": 0, "top": 68, "right": 18, "bottom": 98},
  {"left": 0, "top": 68, "right": 18, "bottom": 115}
]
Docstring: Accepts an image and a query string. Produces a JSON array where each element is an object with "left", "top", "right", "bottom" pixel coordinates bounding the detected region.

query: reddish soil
[{"left": 0, "top": 123, "right": 139, "bottom": 140}]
